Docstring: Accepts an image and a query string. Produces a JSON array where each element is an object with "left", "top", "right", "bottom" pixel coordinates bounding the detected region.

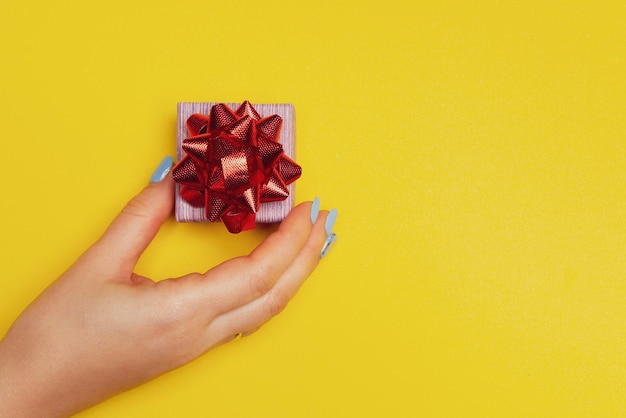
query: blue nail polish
[
  {"left": 325, "top": 208, "right": 338, "bottom": 235},
  {"left": 150, "top": 156, "right": 174, "bottom": 183},
  {"left": 320, "top": 233, "right": 337, "bottom": 258},
  {"left": 310, "top": 197, "right": 321, "bottom": 224}
]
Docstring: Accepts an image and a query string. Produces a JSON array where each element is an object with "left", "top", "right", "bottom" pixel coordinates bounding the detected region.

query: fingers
[
  {"left": 203, "top": 209, "right": 330, "bottom": 347},
  {"left": 178, "top": 201, "right": 318, "bottom": 316},
  {"left": 89, "top": 157, "right": 175, "bottom": 274}
]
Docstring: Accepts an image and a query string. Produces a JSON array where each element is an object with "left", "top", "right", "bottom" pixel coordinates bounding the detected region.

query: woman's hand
[{"left": 0, "top": 157, "right": 337, "bottom": 418}]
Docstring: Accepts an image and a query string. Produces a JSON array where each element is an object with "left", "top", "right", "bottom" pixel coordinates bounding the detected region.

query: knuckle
[
  {"left": 148, "top": 289, "right": 202, "bottom": 359},
  {"left": 121, "top": 196, "right": 151, "bottom": 220},
  {"left": 119, "top": 194, "right": 163, "bottom": 230},
  {"left": 155, "top": 298, "right": 189, "bottom": 330},
  {"left": 265, "top": 287, "right": 290, "bottom": 317},
  {"left": 246, "top": 261, "right": 278, "bottom": 297},
  {"left": 153, "top": 281, "right": 196, "bottom": 327}
]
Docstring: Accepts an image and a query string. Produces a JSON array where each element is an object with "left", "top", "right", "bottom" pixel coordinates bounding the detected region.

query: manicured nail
[
  {"left": 321, "top": 232, "right": 337, "bottom": 258},
  {"left": 325, "top": 208, "right": 338, "bottom": 235},
  {"left": 310, "top": 197, "right": 321, "bottom": 224},
  {"left": 320, "top": 208, "right": 338, "bottom": 258},
  {"left": 150, "top": 156, "right": 174, "bottom": 183}
]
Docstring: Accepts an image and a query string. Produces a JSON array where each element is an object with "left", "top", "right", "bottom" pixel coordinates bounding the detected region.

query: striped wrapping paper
[{"left": 175, "top": 102, "right": 297, "bottom": 224}]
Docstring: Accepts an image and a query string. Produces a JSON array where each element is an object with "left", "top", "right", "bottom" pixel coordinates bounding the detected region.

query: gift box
[{"left": 173, "top": 101, "right": 301, "bottom": 233}]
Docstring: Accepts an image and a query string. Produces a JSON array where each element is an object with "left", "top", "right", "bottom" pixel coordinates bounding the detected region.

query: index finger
[{"left": 176, "top": 201, "right": 317, "bottom": 316}]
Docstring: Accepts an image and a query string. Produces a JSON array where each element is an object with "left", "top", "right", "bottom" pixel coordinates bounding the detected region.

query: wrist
[
  {"left": 0, "top": 336, "right": 68, "bottom": 418},
  {"left": 0, "top": 340, "right": 33, "bottom": 417}
]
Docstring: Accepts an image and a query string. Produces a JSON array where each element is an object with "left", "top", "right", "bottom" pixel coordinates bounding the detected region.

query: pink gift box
[{"left": 175, "top": 102, "right": 297, "bottom": 223}]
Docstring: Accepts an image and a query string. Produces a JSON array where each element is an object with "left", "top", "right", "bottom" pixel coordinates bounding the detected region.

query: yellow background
[{"left": 1, "top": 1, "right": 625, "bottom": 416}]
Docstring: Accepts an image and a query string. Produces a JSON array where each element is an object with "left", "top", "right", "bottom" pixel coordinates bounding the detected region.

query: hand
[{"left": 0, "top": 157, "right": 338, "bottom": 418}]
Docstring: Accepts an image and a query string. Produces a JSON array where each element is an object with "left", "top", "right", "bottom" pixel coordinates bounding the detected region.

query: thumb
[{"left": 91, "top": 156, "right": 175, "bottom": 273}]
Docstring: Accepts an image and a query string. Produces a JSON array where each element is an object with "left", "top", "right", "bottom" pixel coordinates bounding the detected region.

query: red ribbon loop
[{"left": 172, "top": 101, "right": 302, "bottom": 233}]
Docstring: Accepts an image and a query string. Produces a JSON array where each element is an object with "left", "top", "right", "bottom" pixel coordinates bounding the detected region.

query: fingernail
[
  {"left": 310, "top": 197, "right": 321, "bottom": 224},
  {"left": 325, "top": 208, "right": 338, "bottom": 235},
  {"left": 320, "top": 208, "right": 338, "bottom": 258},
  {"left": 150, "top": 156, "right": 174, "bottom": 183},
  {"left": 321, "top": 232, "right": 337, "bottom": 258}
]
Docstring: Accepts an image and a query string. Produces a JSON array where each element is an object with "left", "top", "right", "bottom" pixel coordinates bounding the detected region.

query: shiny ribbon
[{"left": 172, "top": 101, "right": 302, "bottom": 233}]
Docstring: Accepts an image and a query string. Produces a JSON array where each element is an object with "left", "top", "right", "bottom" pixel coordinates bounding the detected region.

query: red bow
[{"left": 172, "top": 101, "right": 302, "bottom": 233}]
